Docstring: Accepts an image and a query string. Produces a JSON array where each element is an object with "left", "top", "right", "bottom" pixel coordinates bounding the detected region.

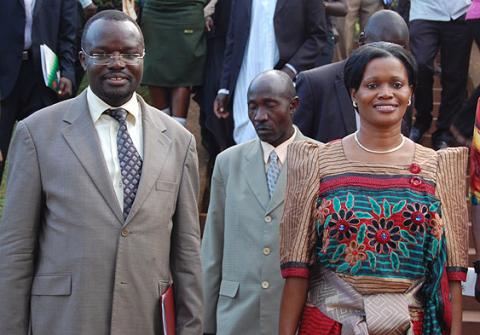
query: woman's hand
[
  {"left": 279, "top": 277, "right": 309, "bottom": 335},
  {"left": 449, "top": 280, "right": 462, "bottom": 335}
]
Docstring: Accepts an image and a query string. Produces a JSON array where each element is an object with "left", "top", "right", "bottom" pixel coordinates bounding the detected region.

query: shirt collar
[
  {"left": 87, "top": 86, "right": 140, "bottom": 125},
  {"left": 261, "top": 127, "right": 297, "bottom": 165}
]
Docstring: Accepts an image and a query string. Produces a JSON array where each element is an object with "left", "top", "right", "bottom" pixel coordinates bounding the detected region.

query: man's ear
[
  {"left": 289, "top": 96, "right": 300, "bottom": 114},
  {"left": 79, "top": 51, "right": 87, "bottom": 71}
]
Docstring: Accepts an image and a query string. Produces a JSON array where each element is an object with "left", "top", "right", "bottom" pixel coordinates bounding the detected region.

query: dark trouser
[
  {"left": 0, "top": 57, "right": 57, "bottom": 184},
  {"left": 409, "top": 18, "right": 472, "bottom": 140}
]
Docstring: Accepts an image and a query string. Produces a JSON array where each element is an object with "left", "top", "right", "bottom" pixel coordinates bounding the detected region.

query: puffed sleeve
[
  {"left": 436, "top": 147, "right": 469, "bottom": 281},
  {"left": 280, "top": 140, "right": 323, "bottom": 279}
]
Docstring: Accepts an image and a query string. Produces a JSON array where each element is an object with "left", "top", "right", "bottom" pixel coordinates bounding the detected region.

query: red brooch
[{"left": 409, "top": 163, "right": 421, "bottom": 174}]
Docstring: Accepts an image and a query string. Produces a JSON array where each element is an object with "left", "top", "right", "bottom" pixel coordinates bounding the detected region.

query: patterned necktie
[
  {"left": 266, "top": 150, "right": 281, "bottom": 198},
  {"left": 105, "top": 108, "right": 142, "bottom": 220}
]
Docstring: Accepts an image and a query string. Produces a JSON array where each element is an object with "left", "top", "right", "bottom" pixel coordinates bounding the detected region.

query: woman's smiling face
[{"left": 351, "top": 56, "right": 413, "bottom": 129}]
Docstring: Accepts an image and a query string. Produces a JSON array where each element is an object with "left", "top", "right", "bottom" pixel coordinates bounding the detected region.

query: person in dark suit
[
  {"left": 214, "top": 0, "right": 328, "bottom": 145},
  {"left": 293, "top": 9, "right": 410, "bottom": 143},
  {"left": 0, "top": 0, "right": 77, "bottom": 184}
]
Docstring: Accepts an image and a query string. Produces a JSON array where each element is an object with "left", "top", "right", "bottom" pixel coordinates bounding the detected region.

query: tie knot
[
  {"left": 105, "top": 108, "right": 128, "bottom": 123},
  {"left": 269, "top": 150, "right": 278, "bottom": 164}
]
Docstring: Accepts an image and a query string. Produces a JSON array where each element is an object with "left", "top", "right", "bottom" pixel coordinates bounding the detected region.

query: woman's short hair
[{"left": 344, "top": 42, "right": 417, "bottom": 92}]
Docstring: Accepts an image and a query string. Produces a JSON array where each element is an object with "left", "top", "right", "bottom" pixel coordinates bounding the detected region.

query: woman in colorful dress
[{"left": 279, "top": 42, "right": 468, "bottom": 335}]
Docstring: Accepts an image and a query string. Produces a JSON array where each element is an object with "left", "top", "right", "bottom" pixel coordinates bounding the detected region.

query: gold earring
[
  {"left": 408, "top": 98, "right": 412, "bottom": 106},
  {"left": 353, "top": 101, "right": 358, "bottom": 108}
]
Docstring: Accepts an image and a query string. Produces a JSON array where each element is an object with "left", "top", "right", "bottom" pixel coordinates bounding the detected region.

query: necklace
[{"left": 354, "top": 131, "right": 405, "bottom": 154}]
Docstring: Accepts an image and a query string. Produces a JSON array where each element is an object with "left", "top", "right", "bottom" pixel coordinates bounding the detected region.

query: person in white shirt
[{"left": 408, "top": 0, "right": 473, "bottom": 150}]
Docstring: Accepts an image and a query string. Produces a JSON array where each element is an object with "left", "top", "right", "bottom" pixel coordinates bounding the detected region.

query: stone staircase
[{"left": 417, "top": 75, "right": 480, "bottom": 334}]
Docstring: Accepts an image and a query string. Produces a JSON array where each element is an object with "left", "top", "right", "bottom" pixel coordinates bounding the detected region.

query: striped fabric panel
[
  {"left": 435, "top": 147, "right": 469, "bottom": 277},
  {"left": 338, "top": 274, "right": 413, "bottom": 294},
  {"left": 280, "top": 141, "right": 324, "bottom": 276}
]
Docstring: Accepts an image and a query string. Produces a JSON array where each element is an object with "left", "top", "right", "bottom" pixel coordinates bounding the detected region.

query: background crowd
[{"left": 1, "top": 0, "right": 480, "bottom": 334}]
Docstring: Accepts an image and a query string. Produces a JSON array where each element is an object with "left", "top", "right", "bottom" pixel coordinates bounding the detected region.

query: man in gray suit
[
  {"left": 202, "top": 70, "right": 309, "bottom": 334},
  {"left": 0, "top": 10, "right": 202, "bottom": 335}
]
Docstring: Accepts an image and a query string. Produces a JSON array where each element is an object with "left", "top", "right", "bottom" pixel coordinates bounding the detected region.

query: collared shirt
[
  {"left": 87, "top": 87, "right": 143, "bottom": 208},
  {"left": 409, "top": 0, "right": 471, "bottom": 22},
  {"left": 232, "top": 0, "right": 280, "bottom": 144},
  {"left": 23, "top": 0, "right": 36, "bottom": 49},
  {"left": 261, "top": 127, "right": 297, "bottom": 168}
]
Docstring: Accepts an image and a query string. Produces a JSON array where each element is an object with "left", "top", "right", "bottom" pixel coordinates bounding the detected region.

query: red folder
[{"left": 161, "top": 285, "right": 176, "bottom": 335}]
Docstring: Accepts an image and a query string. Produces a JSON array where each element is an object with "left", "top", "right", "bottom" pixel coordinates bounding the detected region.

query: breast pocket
[{"left": 31, "top": 274, "right": 72, "bottom": 296}]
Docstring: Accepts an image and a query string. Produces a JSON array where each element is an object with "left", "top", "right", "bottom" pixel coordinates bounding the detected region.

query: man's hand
[
  {"left": 213, "top": 93, "right": 230, "bottom": 119},
  {"left": 83, "top": 3, "right": 97, "bottom": 21},
  {"left": 58, "top": 77, "right": 73, "bottom": 99},
  {"left": 280, "top": 66, "right": 296, "bottom": 80},
  {"left": 205, "top": 16, "right": 214, "bottom": 32}
]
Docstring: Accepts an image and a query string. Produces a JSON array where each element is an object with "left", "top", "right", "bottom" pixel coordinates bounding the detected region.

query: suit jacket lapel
[
  {"left": 61, "top": 91, "right": 124, "bottom": 224},
  {"left": 244, "top": 140, "right": 269, "bottom": 211},
  {"left": 274, "top": 0, "right": 287, "bottom": 15},
  {"left": 125, "top": 97, "right": 171, "bottom": 225},
  {"left": 266, "top": 130, "right": 306, "bottom": 213},
  {"left": 335, "top": 62, "right": 357, "bottom": 134},
  {"left": 33, "top": 0, "right": 43, "bottom": 17}
]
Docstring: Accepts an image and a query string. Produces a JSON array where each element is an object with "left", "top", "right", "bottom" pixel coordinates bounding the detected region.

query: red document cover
[{"left": 161, "top": 285, "right": 175, "bottom": 335}]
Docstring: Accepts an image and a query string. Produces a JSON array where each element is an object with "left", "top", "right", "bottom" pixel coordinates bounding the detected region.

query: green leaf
[
  {"left": 337, "top": 262, "right": 350, "bottom": 272},
  {"left": 333, "top": 197, "right": 341, "bottom": 213},
  {"left": 351, "top": 260, "right": 362, "bottom": 274},
  {"left": 323, "top": 214, "right": 332, "bottom": 229},
  {"left": 429, "top": 201, "right": 440, "bottom": 213},
  {"left": 356, "top": 212, "right": 373, "bottom": 219},
  {"left": 383, "top": 199, "right": 391, "bottom": 218},
  {"left": 366, "top": 250, "right": 376, "bottom": 270},
  {"left": 357, "top": 224, "right": 366, "bottom": 244},
  {"left": 390, "top": 251, "right": 400, "bottom": 272},
  {"left": 369, "top": 197, "right": 382, "bottom": 216},
  {"left": 431, "top": 238, "right": 439, "bottom": 256},
  {"left": 400, "top": 230, "right": 416, "bottom": 244},
  {"left": 346, "top": 192, "right": 354, "bottom": 210},
  {"left": 392, "top": 200, "right": 406, "bottom": 214},
  {"left": 398, "top": 241, "right": 410, "bottom": 258},
  {"left": 331, "top": 244, "right": 346, "bottom": 262}
]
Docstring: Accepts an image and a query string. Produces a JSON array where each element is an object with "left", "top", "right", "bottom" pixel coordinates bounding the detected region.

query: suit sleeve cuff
[
  {"left": 285, "top": 63, "right": 298, "bottom": 76},
  {"left": 281, "top": 262, "right": 310, "bottom": 279},
  {"left": 447, "top": 266, "right": 468, "bottom": 281},
  {"left": 78, "top": 0, "right": 93, "bottom": 8},
  {"left": 217, "top": 88, "right": 230, "bottom": 95}
]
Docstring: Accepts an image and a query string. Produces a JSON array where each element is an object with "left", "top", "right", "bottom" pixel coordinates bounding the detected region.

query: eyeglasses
[{"left": 81, "top": 49, "right": 145, "bottom": 65}]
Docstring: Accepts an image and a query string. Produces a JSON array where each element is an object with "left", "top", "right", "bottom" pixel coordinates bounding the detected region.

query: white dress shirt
[
  {"left": 23, "top": 0, "right": 36, "bottom": 49},
  {"left": 410, "top": 0, "right": 471, "bottom": 21},
  {"left": 260, "top": 127, "right": 297, "bottom": 169},
  {"left": 232, "top": 0, "right": 280, "bottom": 144},
  {"left": 87, "top": 87, "right": 143, "bottom": 208}
]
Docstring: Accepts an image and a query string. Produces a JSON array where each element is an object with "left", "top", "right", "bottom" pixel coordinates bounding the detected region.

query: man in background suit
[
  {"left": 293, "top": 9, "right": 410, "bottom": 142},
  {"left": 213, "top": 0, "right": 327, "bottom": 145},
  {"left": 0, "top": 10, "right": 202, "bottom": 335},
  {"left": 202, "top": 70, "right": 310, "bottom": 334},
  {"left": 0, "top": 0, "right": 77, "bottom": 184}
]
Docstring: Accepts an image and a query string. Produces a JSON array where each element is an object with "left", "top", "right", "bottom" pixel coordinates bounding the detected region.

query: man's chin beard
[{"left": 101, "top": 89, "right": 134, "bottom": 107}]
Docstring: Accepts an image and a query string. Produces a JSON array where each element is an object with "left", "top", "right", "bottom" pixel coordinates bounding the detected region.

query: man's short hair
[{"left": 81, "top": 10, "right": 143, "bottom": 50}]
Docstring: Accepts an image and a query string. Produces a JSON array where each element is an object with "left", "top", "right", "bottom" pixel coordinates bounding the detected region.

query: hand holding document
[{"left": 40, "top": 44, "right": 60, "bottom": 93}]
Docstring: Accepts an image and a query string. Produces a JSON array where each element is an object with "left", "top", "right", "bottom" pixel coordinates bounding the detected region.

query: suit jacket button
[
  {"left": 261, "top": 281, "right": 270, "bottom": 289},
  {"left": 264, "top": 215, "right": 272, "bottom": 223},
  {"left": 121, "top": 228, "right": 129, "bottom": 237},
  {"left": 263, "top": 247, "right": 271, "bottom": 255}
]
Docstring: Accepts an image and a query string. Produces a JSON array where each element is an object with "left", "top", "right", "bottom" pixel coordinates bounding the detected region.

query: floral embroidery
[
  {"left": 328, "top": 208, "right": 360, "bottom": 240},
  {"left": 345, "top": 240, "right": 367, "bottom": 265},
  {"left": 402, "top": 203, "right": 430, "bottom": 233},
  {"left": 315, "top": 198, "right": 331, "bottom": 222},
  {"left": 366, "top": 217, "right": 401, "bottom": 254}
]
